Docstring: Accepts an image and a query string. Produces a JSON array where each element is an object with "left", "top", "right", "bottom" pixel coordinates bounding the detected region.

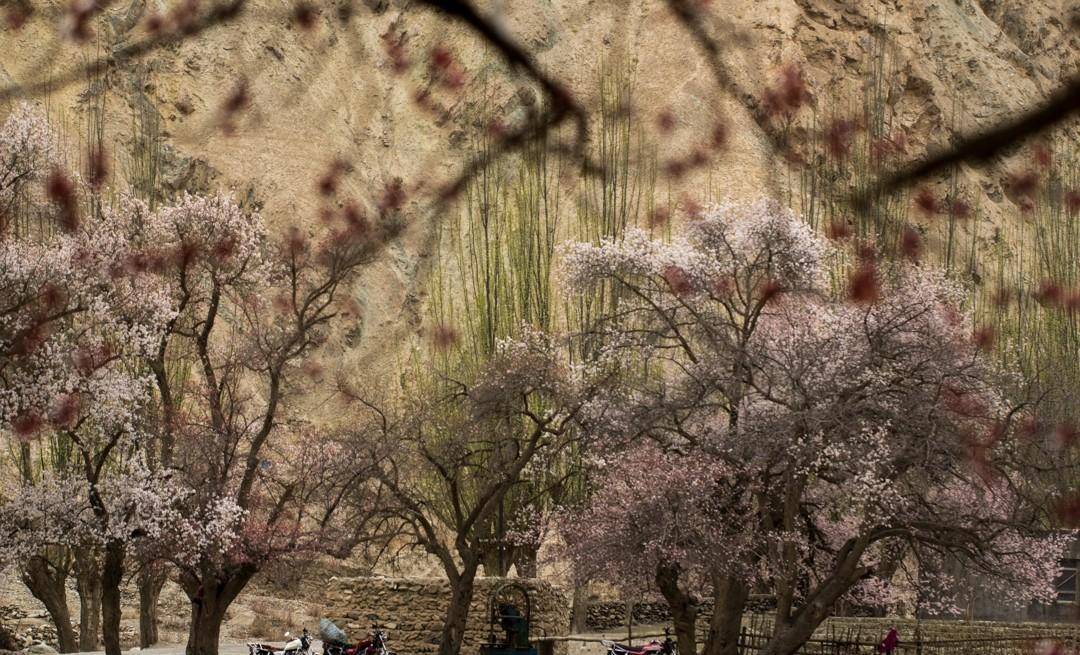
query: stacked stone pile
[
  {"left": 14, "top": 624, "right": 56, "bottom": 651},
  {"left": 0, "top": 604, "right": 137, "bottom": 653}
]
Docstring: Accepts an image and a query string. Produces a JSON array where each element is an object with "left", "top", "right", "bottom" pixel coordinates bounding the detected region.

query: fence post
[{"left": 738, "top": 626, "right": 748, "bottom": 655}]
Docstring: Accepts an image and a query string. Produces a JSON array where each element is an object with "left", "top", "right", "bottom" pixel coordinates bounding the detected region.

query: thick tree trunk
[
  {"left": 139, "top": 568, "right": 167, "bottom": 648},
  {"left": 774, "top": 575, "right": 795, "bottom": 626},
  {"left": 655, "top": 563, "right": 698, "bottom": 655},
  {"left": 75, "top": 552, "right": 102, "bottom": 652},
  {"left": 438, "top": 564, "right": 480, "bottom": 655},
  {"left": 701, "top": 573, "right": 748, "bottom": 655},
  {"left": 22, "top": 556, "right": 78, "bottom": 653},
  {"left": 772, "top": 559, "right": 816, "bottom": 627},
  {"left": 759, "top": 601, "right": 837, "bottom": 655},
  {"left": 570, "top": 584, "right": 590, "bottom": 634},
  {"left": 100, "top": 542, "right": 125, "bottom": 655},
  {"left": 181, "top": 564, "right": 259, "bottom": 655},
  {"left": 186, "top": 597, "right": 228, "bottom": 655},
  {"left": 758, "top": 545, "right": 870, "bottom": 655}
]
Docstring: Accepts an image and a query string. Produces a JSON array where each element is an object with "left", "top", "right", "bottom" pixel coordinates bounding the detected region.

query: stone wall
[
  {"left": 582, "top": 608, "right": 1080, "bottom": 655},
  {"left": 815, "top": 616, "right": 1080, "bottom": 642},
  {"left": 585, "top": 596, "right": 777, "bottom": 631},
  {"left": 323, "top": 577, "right": 570, "bottom": 655}
]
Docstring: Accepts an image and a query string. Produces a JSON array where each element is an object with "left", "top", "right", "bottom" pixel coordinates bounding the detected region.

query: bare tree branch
[
  {"left": 867, "top": 74, "right": 1080, "bottom": 195},
  {"left": 0, "top": 0, "right": 248, "bottom": 104}
]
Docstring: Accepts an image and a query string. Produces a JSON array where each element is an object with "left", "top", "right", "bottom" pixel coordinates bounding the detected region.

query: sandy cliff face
[{"left": 0, "top": 0, "right": 1076, "bottom": 368}]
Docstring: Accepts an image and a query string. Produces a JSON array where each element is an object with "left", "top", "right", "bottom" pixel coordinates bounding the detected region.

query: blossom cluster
[
  {"left": 558, "top": 198, "right": 1069, "bottom": 621},
  {"left": 0, "top": 106, "right": 265, "bottom": 580},
  {"left": 560, "top": 198, "right": 829, "bottom": 300},
  {"left": 0, "top": 103, "right": 55, "bottom": 213}
]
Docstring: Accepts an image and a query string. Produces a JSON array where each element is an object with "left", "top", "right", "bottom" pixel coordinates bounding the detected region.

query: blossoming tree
[
  {"left": 134, "top": 190, "right": 400, "bottom": 655},
  {"left": 341, "top": 327, "right": 607, "bottom": 655},
  {"left": 0, "top": 102, "right": 54, "bottom": 234},
  {"left": 0, "top": 105, "right": 181, "bottom": 654},
  {"left": 559, "top": 199, "right": 1071, "bottom": 655},
  {"left": 0, "top": 102, "right": 396, "bottom": 655}
]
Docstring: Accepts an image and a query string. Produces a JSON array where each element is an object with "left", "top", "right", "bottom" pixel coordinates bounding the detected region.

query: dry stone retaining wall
[
  {"left": 586, "top": 600, "right": 1079, "bottom": 641},
  {"left": 584, "top": 608, "right": 1079, "bottom": 654},
  {"left": 585, "top": 596, "right": 777, "bottom": 630},
  {"left": 323, "top": 577, "right": 570, "bottom": 655},
  {"left": 812, "top": 616, "right": 1080, "bottom": 642}
]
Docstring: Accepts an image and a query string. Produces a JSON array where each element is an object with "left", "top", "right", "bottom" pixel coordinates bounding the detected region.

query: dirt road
[{"left": 72, "top": 643, "right": 322, "bottom": 655}]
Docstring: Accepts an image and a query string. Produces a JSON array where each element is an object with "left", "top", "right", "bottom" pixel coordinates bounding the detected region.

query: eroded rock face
[{"left": 0, "top": 0, "right": 1076, "bottom": 368}]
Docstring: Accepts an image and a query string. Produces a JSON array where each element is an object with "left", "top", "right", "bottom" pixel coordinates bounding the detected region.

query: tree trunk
[
  {"left": 570, "top": 584, "right": 590, "bottom": 634},
  {"left": 438, "top": 564, "right": 479, "bottom": 655},
  {"left": 513, "top": 545, "right": 539, "bottom": 579},
  {"left": 871, "top": 553, "right": 902, "bottom": 618},
  {"left": 22, "top": 556, "right": 78, "bottom": 653},
  {"left": 758, "top": 545, "right": 870, "bottom": 655},
  {"left": 100, "top": 542, "right": 125, "bottom": 655},
  {"left": 139, "top": 568, "right": 167, "bottom": 648},
  {"left": 181, "top": 564, "right": 259, "bottom": 655},
  {"left": 186, "top": 596, "right": 228, "bottom": 655},
  {"left": 75, "top": 552, "right": 102, "bottom": 652},
  {"left": 481, "top": 548, "right": 507, "bottom": 577},
  {"left": 701, "top": 573, "right": 748, "bottom": 655},
  {"left": 655, "top": 563, "right": 698, "bottom": 655},
  {"left": 759, "top": 603, "right": 834, "bottom": 655}
]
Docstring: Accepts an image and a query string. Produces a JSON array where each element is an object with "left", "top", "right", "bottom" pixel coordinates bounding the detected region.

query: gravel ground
[
  {"left": 74, "top": 643, "right": 323, "bottom": 655},
  {"left": 66, "top": 627, "right": 671, "bottom": 655}
]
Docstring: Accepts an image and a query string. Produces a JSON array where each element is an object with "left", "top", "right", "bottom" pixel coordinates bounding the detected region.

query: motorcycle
[
  {"left": 320, "top": 618, "right": 396, "bottom": 655},
  {"left": 601, "top": 628, "right": 677, "bottom": 655},
  {"left": 247, "top": 628, "right": 315, "bottom": 655}
]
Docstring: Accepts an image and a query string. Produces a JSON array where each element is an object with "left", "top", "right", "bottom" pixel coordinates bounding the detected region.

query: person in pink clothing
[{"left": 877, "top": 627, "right": 900, "bottom": 655}]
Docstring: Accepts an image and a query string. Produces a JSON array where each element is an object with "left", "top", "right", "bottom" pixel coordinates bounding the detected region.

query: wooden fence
[
  {"left": 538, "top": 613, "right": 1080, "bottom": 655},
  {"left": 735, "top": 620, "right": 1080, "bottom": 655}
]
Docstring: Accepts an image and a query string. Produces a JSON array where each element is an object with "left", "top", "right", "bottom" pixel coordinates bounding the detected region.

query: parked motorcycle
[
  {"left": 320, "top": 617, "right": 396, "bottom": 655},
  {"left": 601, "top": 628, "right": 677, "bottom": 655},
  {"left": 247, "top": 628, "right": 315, "bottom": 655}
]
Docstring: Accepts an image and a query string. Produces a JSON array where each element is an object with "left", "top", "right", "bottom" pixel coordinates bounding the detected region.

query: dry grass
[{"left": 248, "top": 599, "right": 297, "bottom": 640}]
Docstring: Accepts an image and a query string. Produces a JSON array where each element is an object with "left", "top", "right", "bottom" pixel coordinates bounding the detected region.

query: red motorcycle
[
  {"left": 601, "top": 628, "right": 677, "bottom": 655},
  {"left": 320, "top": 618, "right": 395, "bottom": 655}
]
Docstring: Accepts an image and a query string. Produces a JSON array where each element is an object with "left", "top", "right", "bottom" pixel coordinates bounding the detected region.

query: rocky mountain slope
[{"left": 2, "top": 0, "right": 1077, "bottom": 370}]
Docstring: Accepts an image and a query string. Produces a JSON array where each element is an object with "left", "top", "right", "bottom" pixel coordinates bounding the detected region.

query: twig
[
  {"left": 865, "top": 74, "right": 1080, "bottom": 195},
  {"left": 0, "top": 0, "right": 248, "bottom": 103}
]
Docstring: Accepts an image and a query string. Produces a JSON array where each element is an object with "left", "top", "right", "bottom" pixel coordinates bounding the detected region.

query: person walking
[{"left": 877, "top": 627, "right": 899, "bottom": 655}]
